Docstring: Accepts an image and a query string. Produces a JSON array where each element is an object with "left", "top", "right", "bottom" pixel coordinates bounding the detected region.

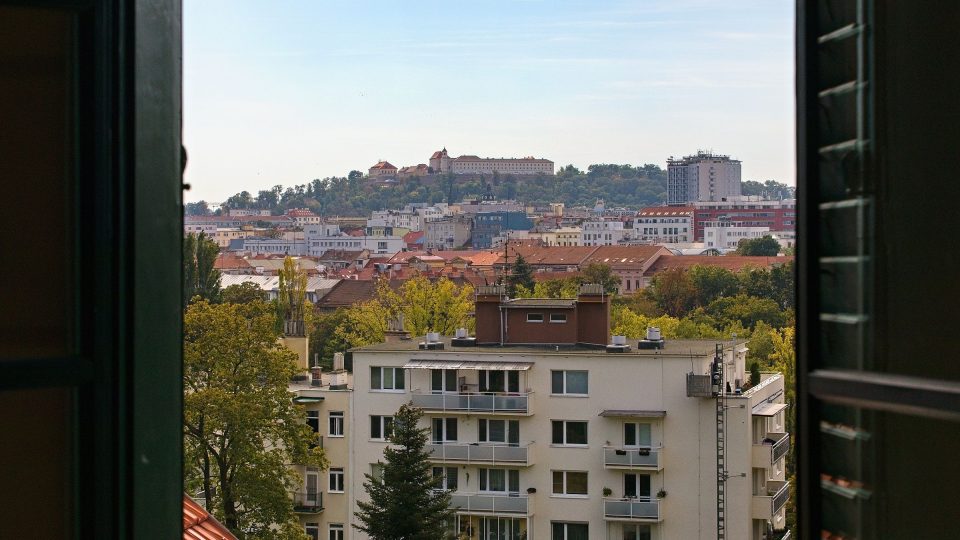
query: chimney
[
  {"left": 332, "top": 352, "right": 345, "bottom": 371},
  {"left": 474, "top": 285, "right": 505, "bottom": 345},
  {"left": 384, "top": 314, "right": 411, "bottom": 343},
  {"left": 575, "top": 283, "right": 611, "bottom": 346}
]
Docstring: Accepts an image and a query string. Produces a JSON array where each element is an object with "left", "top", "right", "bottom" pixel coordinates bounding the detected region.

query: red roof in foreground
[{"left": 183, "top": 494, "right": 237, "bottom": 540}]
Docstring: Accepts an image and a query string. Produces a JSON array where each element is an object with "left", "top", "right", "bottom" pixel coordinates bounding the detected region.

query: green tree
[
  {"left": 506, "top": 254, "right": 534, "bottom": 297},
  {"left": 770, "top": 261, "right": 795, "bottom": 310},
  {"left": 649, "top": 268, "right": 697, "bottom": 317},
  {"left": 186, "top": 200, "right": 211, "bottom": 216},
  {"left": 183, "top": 299, "right": 326, "bottom": 539},
  {"left": 582, "top": 262, "right": 621, "bottom": 294},
  {"left": 275, "top": 256, "right": 308, "bottom": 333},
  {"left": 387, "top": 276, "right": 475, "bottom": 336},
  {"left": 688, "top": 265, "right": 739, "bottom": 305},
  {"left": 183, "top": 232, "right": 222, "bottom": 309},
  {"left": 221, "top": 282, "right": 267, "bottom": 304},
  {"left": 734, "top": 235, "right": 782, "bottom": 256},
  {"left": 705, "top": 294, "right": 786, "bottom": 330},
  {"left": 309, "top": 308, "right": 352, "bottom": 370},
  {"left": 354, "top": 404, "right": 455, "bottom": 539}
]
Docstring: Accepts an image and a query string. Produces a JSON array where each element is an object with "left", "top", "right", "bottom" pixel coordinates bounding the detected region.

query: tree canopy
[
  {"left": 309, "top": 277, "right": 475, "bottom": 370},
  {"left": 735, "top": 235, "right": 782, "bottom": 256},
  {"left": 183, "top": 232, "right": 222, "bottom": 308},
  {"left": 354, "top": 404, "right": 455, "bottom": 539},
  {"left": 221, "top": 282, "right": 267, "bottom": 305},
  {"left": 183, "top": 299, "right": 326, "bottom": 539}
]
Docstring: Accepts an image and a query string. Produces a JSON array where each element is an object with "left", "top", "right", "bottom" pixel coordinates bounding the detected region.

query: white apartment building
[
  {"left": 424, "top": 216, "right": 473, "bottom": 250},
  {"left": 368, "top": 210, "right": 423, "bottom": 232},
  {"left": 581, "top": 218, "right": 630, "bottom": 246},
  {"left": 667, "top": 152, "right": 742, "bottom": 205},
  {"left": 304, "top": 224, "right": 404, "bottom": 257},
  {"left": 704, "top": 222, "right": 779, "bottom": 251},
  {"left": 526, "top": 227, "right": 582, "bottom": 247},
  {"left": 348, "top": 287, "right": 790, "bottom": 540},
  {"left": 634, "top": 207, "right": 695, "bottom": 244},
  {"left": 238, "top": 237, "right": 309, "bottom": 256}
]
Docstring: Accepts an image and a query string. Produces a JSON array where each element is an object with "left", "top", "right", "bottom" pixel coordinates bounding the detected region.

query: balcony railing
[
  {"left": 751, "top": 480, "right": 790, "bottom": 521},
  {"left": 449, "top": 492, "right": 530, "bottom": 515},
  {"left": 411, "top": 392, "right": 532, "bottom": 414},
  {"left": 291, "top": 491, "right": 323, "bottom": 514},
  {"left": 427, "top": 442, "right": 532, "bottom": 466},
  {"left": 751, "top": 432, "right": 790, "bottom": 469},
  {"left": 602, "top": 497, "right": 662, "bottom": 522},
  {"left": 603, "top": 446, "right": 662, "bottom": 470}
]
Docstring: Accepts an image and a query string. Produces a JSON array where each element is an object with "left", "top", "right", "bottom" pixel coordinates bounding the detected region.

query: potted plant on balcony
[
  {"left": 602, "top": 487, "right": 613, "bottom": 497},
  {"left": 657, "top": 489, "right": 668, "bottom": 498},
  {"left": 526, "top": 487, "right": 536, "bottom": 494}
]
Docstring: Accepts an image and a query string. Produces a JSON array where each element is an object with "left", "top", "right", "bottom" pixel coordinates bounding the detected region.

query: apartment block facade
[
  {"left": 667, "top": 152, "right": 742, "bottom": 205},
  {"left": 289, "top": 355, "right": 354, "bottom": 540},
  {"left": 347, "top": 287, "right": 789, "bottom": 540},
  {"left": 634, "top": 207, "right": 695, "bottom": 244}
]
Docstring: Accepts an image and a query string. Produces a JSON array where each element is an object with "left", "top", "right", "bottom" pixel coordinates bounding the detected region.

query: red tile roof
[
  {"left": 183, "top": 495, "right": 237, "bottom": 540},
  {"left": 495, "top": 243, "right": 599, "bottom": 267},
  {"left": 370, "top": 161, "right": 397, "bottom": 170},
  {"left": 645, "top": 255, "right": 793, "bottom": 275},
  {"left": 582, "top": 245, "right": 670, "bottom": 268},
  {"left": 402, "top": 230, "right": 424, "bottom": 243}
]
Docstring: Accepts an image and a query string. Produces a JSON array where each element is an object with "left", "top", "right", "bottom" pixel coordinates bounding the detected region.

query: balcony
[
  {"left": 449, "top": 493, "right": 531, "bottom": 516},
  {"left": 291, "top": 491, "right": 323, "bottom": 514},
  {"left": 427, "top": 442, "right": 533, "bottom": 466},
  {"left": 603, "top": 497, "right": 662, "bottom": 522},
  {"left": 411, "top": 392, "right": 532, "bottom": 415},
  {"left": 603, "top": 446, "right": 663, "bottom": 471},
  {"left": 751, "top": 480, "right": 790, "bottom": 521},
  {"left": 752, "top": 432, "right": 790, "bottom": 469}
]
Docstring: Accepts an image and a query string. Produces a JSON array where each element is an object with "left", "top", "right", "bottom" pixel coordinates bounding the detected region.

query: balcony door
[
  {"left": 431, "top": 369, "right": 458, "bottom": 394},
  {"left": 432, "top": 417, "right": 458, "bottom": 443},
  {"left": 306, "top": 469, "right": 319, "bottom": 504},
  {"left": 479, "top": 370, "right": 519, "bottom": 393},
  {"left": 624, "top": 473, "right": 650, "bottom": 498},
  {"left": 623, "top": 422, "right": 652, "bottom": 448}
]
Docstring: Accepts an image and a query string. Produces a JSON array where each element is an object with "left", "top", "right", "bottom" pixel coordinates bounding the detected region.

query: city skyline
[{"left": 184, "top": 0, "right": 794, "bottom": 203}]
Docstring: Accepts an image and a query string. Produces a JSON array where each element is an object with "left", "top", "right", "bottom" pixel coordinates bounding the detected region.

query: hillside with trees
[{"left": 188, "top": 164, "right": 673, "bottom": 217}]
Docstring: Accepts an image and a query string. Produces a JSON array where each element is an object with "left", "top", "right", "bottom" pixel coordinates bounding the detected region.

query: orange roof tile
[
  {"left": 645, "top": 255, "right": 793, "bottom": 275},
  {"left": 183, "top": 495, "right": 237, "bottom": 540}
]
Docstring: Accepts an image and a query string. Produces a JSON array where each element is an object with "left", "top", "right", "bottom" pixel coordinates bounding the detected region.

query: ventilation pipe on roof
[
  {"left": 638, "top": 327, "right": 665, "bottom": 350},
  {"left": 606, "top": 335, "right": 631, "bottom": 353},
  {"left": 419, "top": 331, "right": 445, "bottom": 350},
  {"left": 452, "top": 327, "right": 477, "bottom": 347}
]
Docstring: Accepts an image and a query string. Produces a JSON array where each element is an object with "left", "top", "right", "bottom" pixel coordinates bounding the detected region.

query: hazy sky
[{"left": 184, "top": 0, "right": 795, "bottom": 203}]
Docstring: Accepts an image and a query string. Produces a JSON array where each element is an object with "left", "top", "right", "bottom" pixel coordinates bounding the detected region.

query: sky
[{"left": 184, "top": 0, "right": 795, "bottom": 203}]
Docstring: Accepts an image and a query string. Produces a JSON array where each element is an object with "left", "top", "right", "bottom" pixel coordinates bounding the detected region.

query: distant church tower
[{"left": 429, "top": 147, "right": 452, "bottom": 173}]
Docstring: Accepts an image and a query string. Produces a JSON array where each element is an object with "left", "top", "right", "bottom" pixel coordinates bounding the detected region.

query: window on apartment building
[
  {"left": 479, "top": 370, "right": 519, "bottom": 393},
  {"left": 432, "top": 466, "right": 458, "bottom": 491},
  {"left": 479, "top": 468, "right": 519, "bottom": 494},
  {"left": 624, "top": 473, "right": 651, "bottom": 498},
  {"left": 551, "top": 522, "right": 588, "bottom": 540},
  {"left": 551, "top": 370, "right": 588, "bottom": 395},
  {"left": 432, "top": 417, "right": 458, "bottom": 443},
  {"left": 479, "top": 419, "right": 520, "bottom": 445},
  {"left": 306, "top": 410, "right": 320, "bottom": 433},
  {"left": 370, "top": 415, "right": 394, "bottom": 440},
  {"left": 305, "top": 523, "right": 320, "bottom": 540},
  {"left": 328, "top": 524, "right": 344, "bottom": 540},
  {"left": 551, "top": 420, "right": 588, "bottom": 445},
  {"left": 431, "top": 369, "right": 459, "bottom": 393},
  {"left": 552, "top": 470, "right": 588, "bottom": 496},
  {"left": 370, "top": 463, "right": 384, "bottom": 483},
  {"left": 328, "top": 467, "right": 344, "bottom": 493},
  {"left": 370, "top": 366, "right": 405, "bottom": 391},
  {"left": 526, "top": 313, "right": 544, "bottom": 323},
  {"left": 549, "top": 313, "right": 567, "bottom": 323},
  {"left": 623, "top": 524, "right": 652, "bottom": 540},
  {"left": 624, "top": 422, "right": 652, "bottom": 447},
  {"left": 328, "top": 411, "right": 344, "bottom": 437}
]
